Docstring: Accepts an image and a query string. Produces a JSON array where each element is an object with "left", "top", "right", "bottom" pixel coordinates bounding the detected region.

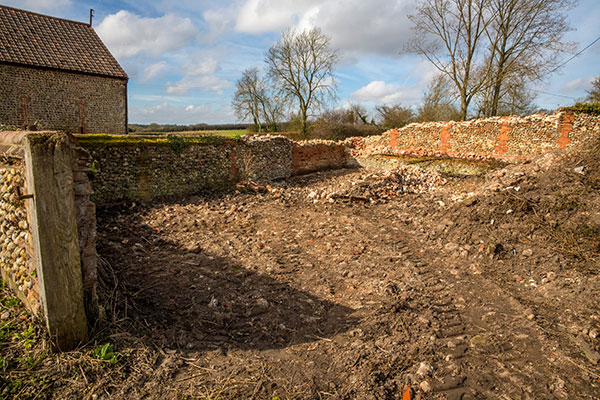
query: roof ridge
[{"left": 0, "top": 4, "right": 90, "bottom": 26}]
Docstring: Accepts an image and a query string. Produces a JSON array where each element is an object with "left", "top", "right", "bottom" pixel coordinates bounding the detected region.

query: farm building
[{"left": 0, "top": 5, "right": 128, "bottom": 134}]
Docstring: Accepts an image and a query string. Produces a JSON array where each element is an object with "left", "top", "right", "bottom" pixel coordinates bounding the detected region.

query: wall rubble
[{"left": 358, "top": 111, "right": 600, "bottom": 160}]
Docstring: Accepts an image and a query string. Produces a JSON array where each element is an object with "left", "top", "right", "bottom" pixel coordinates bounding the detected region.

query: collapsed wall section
[{"left": 362, "top": 111, "right": 600, "bottom": 160}]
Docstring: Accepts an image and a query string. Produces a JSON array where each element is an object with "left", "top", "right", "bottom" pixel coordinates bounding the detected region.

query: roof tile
[{"left": 0, "top": 5, "right": 127, "bottom": 79}]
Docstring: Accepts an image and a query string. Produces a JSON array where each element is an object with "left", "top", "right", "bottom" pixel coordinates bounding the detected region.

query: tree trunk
[
  {"left": 460, "top": 94, "right": 469, "bottom": 121},
  {"left": 489, "top": 53, "right": 507, "bottom": 116},
  {"left": 300, "top": 107, "right": 308, "bottom": 138}
]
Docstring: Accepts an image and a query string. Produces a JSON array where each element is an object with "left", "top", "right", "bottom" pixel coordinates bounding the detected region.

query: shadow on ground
[{"left": 96, "top": 200, "right": 358, "bottom": 353}]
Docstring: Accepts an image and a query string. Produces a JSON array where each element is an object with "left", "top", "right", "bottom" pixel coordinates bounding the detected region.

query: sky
[{"left": 2, "top": 0, "right": 599, "bottom": 124}]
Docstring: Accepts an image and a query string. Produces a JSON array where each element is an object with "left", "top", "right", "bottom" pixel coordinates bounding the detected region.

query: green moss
[
  {"left": 565, "top": 103, "right": 600, "bottom": 115},
  {"left": 75, "top": 134, "right": 238, "bottom": 147}
]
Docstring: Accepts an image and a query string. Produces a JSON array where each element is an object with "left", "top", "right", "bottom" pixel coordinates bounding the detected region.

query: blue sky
[{"left": 3, "top": 0, "right": 599, "bottom": 124}]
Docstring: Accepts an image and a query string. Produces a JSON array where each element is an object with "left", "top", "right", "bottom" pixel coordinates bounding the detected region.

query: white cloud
[
  {"left": 235, "top": 0, "right": 310, "bottom": 34},
  {"left": 351, "top": 81, "right": 405, "bottom": 104},
  {"left": 234, "top": 0, "right": 416, "bottom": 57},
  {"left": 142, "top": 61, "right": 169, "bottom": 81},
  {"left": 562, "top": 77, "right": 593, "bottom": 92},
  {"left": 130, "top": 102, "right": 234, "bottom": 124},
  {"left": 96, "top": 10, "right": 199, "bottom": 59},
  {"left": 202, "top": 8, "right": 237, "bottom": 41},
  {"left": 165, "top": 75, "right": 231, "bottom": 95},
  {"left": 183, "top": 58, "right": 219, "bottom": 76},
  {"left": 165, "top": 54, "right": 231, "bottom": 95},
  {"left": 2, "top": 0, "right": 71, "bottom": 12},
  {"left": 350, "top": 80, "right": 423, "bottom": 106}
]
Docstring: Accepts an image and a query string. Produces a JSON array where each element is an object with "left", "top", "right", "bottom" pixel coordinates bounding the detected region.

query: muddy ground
[
  {"left": 2, "top": 139, "right": 599, "bottom": 399},
  {"left": 83, "top": 136, "right": 600, "bottom": 399}
]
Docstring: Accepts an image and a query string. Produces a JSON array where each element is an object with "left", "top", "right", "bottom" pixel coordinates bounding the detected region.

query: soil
[{"left": 55, "top": 136, "right": 600, "bottom": 398}]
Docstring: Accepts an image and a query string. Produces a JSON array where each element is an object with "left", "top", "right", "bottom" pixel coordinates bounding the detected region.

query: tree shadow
[{"left": 96, "top": 202, "right": 358, "bottom": 352}]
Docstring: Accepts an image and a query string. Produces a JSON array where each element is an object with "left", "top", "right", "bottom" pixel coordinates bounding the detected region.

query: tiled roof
[{"left": 0, "top": 5, "right": 127, "bottom": 79}]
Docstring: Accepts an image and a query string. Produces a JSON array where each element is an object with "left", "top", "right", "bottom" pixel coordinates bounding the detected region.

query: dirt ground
[
  {"left": 80, "top": 135, "right": 600, "bottom": 399},
  {"left": 3, "top": 138, "right": 599, "bottom": 399}
]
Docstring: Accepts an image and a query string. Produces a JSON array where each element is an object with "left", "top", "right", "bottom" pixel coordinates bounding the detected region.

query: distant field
[{"left": 139, "top": 129, "right": 247, "bottom": 138}]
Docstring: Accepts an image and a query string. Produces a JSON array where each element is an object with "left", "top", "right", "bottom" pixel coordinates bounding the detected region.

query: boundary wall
[
  {"left": 78, "top": 136, "right": 351, "bottom": 204},
  {"left": 358, "top": 111, "right": 600, "bottom": 160}
]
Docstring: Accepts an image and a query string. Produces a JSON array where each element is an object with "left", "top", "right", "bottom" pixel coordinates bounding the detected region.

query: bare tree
[
  {"left": 349, "top": 103, "right": 370, "bottom": 124},
  {"left": 408, "top": 0, "right": 491, "bottom": 120},
  {"left": 417, "top": 73, "right": 461, "bottom": 121},
  {"left": 375, "top": 105, "right": 416, "bottom": 129},
  {"left": 482, "top": 0, "right": 575, "bottom": 116},
  {"left": 266, "top": 27, "right": 341, "bottom": 137},
  {"left": 476, "top": 73, "right": 536, "bottom": 116},
  {"left": 317, "top": 103, "right": 370, "bottom": 125},
  {"left": 232, "top": 68, "right": 285, "bottom": 132},
  {"left": 587, "top": 76, "right": 600, "bottom": 103},
  {"left": 232, "top": 68, "right": 265, "bottom": 132}
]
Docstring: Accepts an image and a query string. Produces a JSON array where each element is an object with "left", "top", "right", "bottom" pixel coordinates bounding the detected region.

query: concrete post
[{"left": 23, "top": 132, "right": 88, "bottom": 350}]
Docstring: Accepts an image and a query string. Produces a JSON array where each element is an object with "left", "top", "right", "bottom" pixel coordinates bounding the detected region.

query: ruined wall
[
  {"left": 0, "top": 160, "right": 39, "bottom": 313},
  {"left": 291, "top": 140, "right": 349, "bottom": 175},
  {"left": 0, "top": 64, "right": 127, "bottom": 134},
  {"left": 361, "top": 111, "right": 600, "bottom": 160}
]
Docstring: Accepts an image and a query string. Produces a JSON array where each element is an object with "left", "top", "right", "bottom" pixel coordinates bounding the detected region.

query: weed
[
  {"left": 166, "top": 134, "right": 190, "bottom": 155},
  {"left": 0, "top": 356, "right": 16, "bottom": 371},
  {"left": 4, "top": 297, "right": 20, "bottom": 308},
  {"left": 92, "top": 342, "right": 120, "bottom": 365},
  {"left": 0, "top": 322, "right": 15, "bottom": 340}
]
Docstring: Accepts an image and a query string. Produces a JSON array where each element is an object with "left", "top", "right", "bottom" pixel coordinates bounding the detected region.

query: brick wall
[
  {"left": 0, "top": 64, "right": 127, "bottom": 134},
  {"left": 360, "top": 111, "right": 600, "bottom": 160},
  {"left": 291, "top": 140, "right": 349, "bottom": 174}
]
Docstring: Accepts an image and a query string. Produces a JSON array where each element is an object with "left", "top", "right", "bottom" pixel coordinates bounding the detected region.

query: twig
[
  {"left": 304, "top": 334, "right": 333, "bottom": 342},
  {"left": 79, "top": 364, "right": 88, "bottom": 385},
  {"left": 564, "top": 356, "right": 600, "bottom": 378}
]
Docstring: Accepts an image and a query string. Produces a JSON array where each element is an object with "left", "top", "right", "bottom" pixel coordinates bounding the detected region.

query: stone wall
[
  {"left": 0, "top": 64, "right": 127, "bottom": 134},
  {"left": 71, "top": 145, "right": 98, "bottom": 321},
  {"left": 0, "top": 158, "right": 39, "bottom": 314},
  {"left": 360, "top": 111, "right": 600, "bottom": 160},
  {"left": 79, "top": 135, "right": 298, "bottom": 204}
]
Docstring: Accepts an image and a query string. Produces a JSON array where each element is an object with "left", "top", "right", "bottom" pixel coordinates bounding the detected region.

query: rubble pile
[{"left": 306, "top": 165, "right": 446, "bottom": 204}]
